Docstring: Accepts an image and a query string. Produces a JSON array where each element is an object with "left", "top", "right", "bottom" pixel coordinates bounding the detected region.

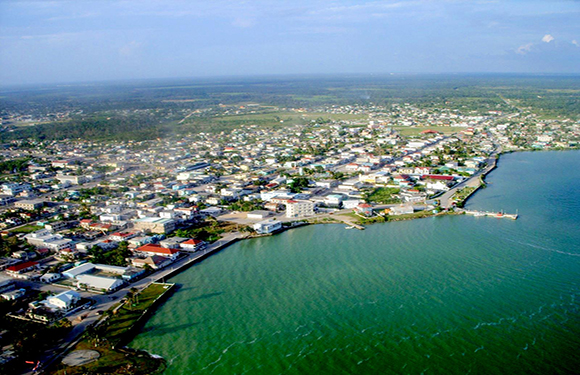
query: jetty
[{"left": 465, "top": 210, "right": 518, "bottom": 220}]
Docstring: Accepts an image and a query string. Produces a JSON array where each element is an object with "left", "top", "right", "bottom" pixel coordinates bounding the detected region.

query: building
[
  {"left": 6, "top": 261, "right": 39, "bottom": 277},
  {"left": 180, "top": 239, "right": 205, "bottom": 252},
  {"left": 133, "top": 217, "right": 176, "bottom": 234},
  {"left": 76, "top": 274, "right": 124, "bottom": 293},
  {"left": 40, "top": 273, "right": 61, "bottom": 283},
  {"left": 46, "top": 290, "right": 80, "bottom": 310},
  {"left": 132, "top": 255, "right": 172, "bottom": 270},
  {"left": 286, "top": 200, "right": 315, "bottom": 218},
  {"left": 253, "top": 219, "right": 282, "bottom": 234},
  {"left": 14, "top": 199, "right": 45, "bottom": 211},
  {"left": 135, "top": 244, "right": 180, "bottom": 260},
  {"left": 354, "top": 203, "right": 374, "bottom": 217}
]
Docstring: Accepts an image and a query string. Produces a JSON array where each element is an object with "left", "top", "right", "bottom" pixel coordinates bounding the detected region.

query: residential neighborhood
[{"left": 0, "top": 100, "right": 579, "bottom": 371}]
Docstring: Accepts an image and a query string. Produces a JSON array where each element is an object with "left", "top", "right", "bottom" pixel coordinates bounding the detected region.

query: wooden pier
[{"left": 465, "top": 210, "right": 518, "bottom": 220}]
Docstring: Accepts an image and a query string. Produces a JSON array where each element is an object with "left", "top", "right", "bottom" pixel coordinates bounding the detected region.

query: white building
[
  {"left": 253, "top": 219, "right": 282, "bottom": 234},
  {"left": 46, "top": 290, "right": 80, "bottom": 310},
  {"left": 286, "top": 200, "right": 315, "bottom": 218},
  {"left": 76, "top": 274, "right": 124, "bottom": 292}
]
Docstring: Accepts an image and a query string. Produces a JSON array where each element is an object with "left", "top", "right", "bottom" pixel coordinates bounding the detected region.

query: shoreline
[{"left": 120, "top": 149, "right": 574, "bottom": 368}]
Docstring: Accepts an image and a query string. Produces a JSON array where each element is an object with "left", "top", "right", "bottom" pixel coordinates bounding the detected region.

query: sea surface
[{"left": 130, "top": 150, "right": 580, "bottom": 374}]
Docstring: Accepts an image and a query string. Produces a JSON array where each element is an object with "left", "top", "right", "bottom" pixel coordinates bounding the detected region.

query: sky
[{"left": 0, "top": 0, "right": 579, "bottom": 85}]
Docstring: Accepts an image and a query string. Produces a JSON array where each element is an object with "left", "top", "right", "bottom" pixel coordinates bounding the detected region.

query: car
[{"left": 96, "top": 310, "right": 103, "bottom": 315}]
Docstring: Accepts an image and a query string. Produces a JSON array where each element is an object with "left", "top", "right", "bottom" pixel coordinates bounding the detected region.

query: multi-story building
[{"left": 286, "top": 200, "right": 315, "bottom": 218}]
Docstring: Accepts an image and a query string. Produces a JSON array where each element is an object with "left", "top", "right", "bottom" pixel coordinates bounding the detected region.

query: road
[
  {"left": 439, "top": 146, "right": 501, "bottom": 209},
  {"left": 25, "top": 231, "right": 246, "bottom": 374}
]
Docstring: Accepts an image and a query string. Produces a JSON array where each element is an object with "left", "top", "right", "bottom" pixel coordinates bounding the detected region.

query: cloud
[
  {"left": 573, "top": 40, "right": 580, "bottom": 47},
  {"left": 516, "top": 43, "right": 533, "bottom": 55},
  {"left": 542, "top": 34, "right": 554, "bottom": 43}
]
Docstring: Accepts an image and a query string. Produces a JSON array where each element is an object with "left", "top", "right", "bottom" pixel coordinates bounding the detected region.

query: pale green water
[{"left": 131, "top": 151, "right": 580, "bottom": 374}]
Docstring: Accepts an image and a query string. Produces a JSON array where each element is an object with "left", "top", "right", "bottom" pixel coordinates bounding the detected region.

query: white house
[{"left": 46, "top": 290, "right": 80, "bottom": 310}]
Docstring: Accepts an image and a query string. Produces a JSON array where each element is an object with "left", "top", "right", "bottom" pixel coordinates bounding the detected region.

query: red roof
[
  {"left": 182, "top": 239, "right": 203, "bottom": 245},
  {"left": 136, "top": 244, "right": 179, "bottom": 255},
  {"left": 424, "top": 174, "right": 454, "bottom": 181},
  {"left": 7, "top": 261, "right": 38, "bottom": 272}
]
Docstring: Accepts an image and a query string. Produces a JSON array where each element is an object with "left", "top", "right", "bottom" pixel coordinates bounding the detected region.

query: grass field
[
  {"left": 10, "top": 224, "right": 43, "bottom": 233},
  {"left": 392, "top": 126, "right": 466, "bottom": 136}
]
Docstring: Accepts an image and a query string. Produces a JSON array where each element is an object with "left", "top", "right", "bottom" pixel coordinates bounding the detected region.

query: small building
[
  {"left": 180, "top": 239, "right": 206, "bottom": 252},
  {"left": 46, "top": 290, "right": 80, "bottom": 310},
  {"left": 354, "top": 203, "right": 374, "bottom": 217},
  {"left": 253, "top": 219, "right": 282, "bottom": 234},
  {"left": 132, "top": 255, "right": 172, "bottom": 270},
  {"left": 1, "top": 288, "right": 26, "bottom": 301},
  {"left": 40, "top": 273, "right": 61, "bottom": 283}
]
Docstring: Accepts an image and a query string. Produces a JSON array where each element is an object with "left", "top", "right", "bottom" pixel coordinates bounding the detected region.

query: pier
[{"left": 464, "top": 210, "right": 518, "bottom": 220}]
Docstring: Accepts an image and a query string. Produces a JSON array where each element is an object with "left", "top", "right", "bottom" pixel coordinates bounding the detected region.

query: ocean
[{"left": 130, "top": 150, "right": 580, "bottom": 374}]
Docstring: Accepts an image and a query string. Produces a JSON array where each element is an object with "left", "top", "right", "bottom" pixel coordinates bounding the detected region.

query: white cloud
[
  {"left": 572, "top": 40, "right": 580, "bottom": 47},
  {"left": 516, "top": 43, "right": 533, "bottom": 55},
  {"left": 542, "top": 34, "right": 554, "bottom": 43}
]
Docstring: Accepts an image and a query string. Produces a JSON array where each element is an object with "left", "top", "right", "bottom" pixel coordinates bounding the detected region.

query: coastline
[{"left": 121, "top": 149, "right": 572, "bottom": 369}]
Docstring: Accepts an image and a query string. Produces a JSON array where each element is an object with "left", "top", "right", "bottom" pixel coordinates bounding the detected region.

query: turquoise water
[{"left": 130, "top": 151, "right": 580, "bottom": 374}]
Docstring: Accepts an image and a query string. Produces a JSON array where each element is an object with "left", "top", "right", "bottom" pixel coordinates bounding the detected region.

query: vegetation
[
  {"left": 364, "top": 187, "right": 401, "bottom": 204},
  {"left": 48, "top": 283, "right": 171, "bottom": 375},
  {"left": 0, "top": 294, "right": 72, "bottom": 375},
  {"left": 88, "top": 242, "right": 132, "bottom": 266}
]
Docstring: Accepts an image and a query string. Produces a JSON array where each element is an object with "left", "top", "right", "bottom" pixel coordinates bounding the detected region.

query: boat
[{"left": 345, "top": 225, "right": 355, "bottom": 230}]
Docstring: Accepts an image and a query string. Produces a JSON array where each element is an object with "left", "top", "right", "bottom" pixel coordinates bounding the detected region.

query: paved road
[
  {"left": 439, "top": 148, "right": 500, "bottom": 209},
  {"left": 24, "top": 231, "right": 246, "bottom": 374}
]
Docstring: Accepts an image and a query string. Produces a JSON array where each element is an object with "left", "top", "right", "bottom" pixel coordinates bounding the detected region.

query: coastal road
[
  {"left": 27, "top": 231, "right": 246, "bottom": 374},
  {"left": 439, "top": 147, "right": 500, "bottom": 209}
]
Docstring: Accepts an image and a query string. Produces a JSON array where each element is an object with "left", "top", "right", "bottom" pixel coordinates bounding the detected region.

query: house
[
  {"left": 354, "top": 203, "right": 373, "bottom": 217},
  {"left": 135, "top": 244, "right": 180, "bottom": 260},
  {"left": 132, "top": 255, "right": 172, "bottom": 270},
  {"left": 253, "top": 219, "right": 282, "bottom": 234},
  {"left": 180, "top": 239, "right": 206, "bottom": 252},
  {"left": 46, "top": 290, "right": 80, "bottom": 310}
]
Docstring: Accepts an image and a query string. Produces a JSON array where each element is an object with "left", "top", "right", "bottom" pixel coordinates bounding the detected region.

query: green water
[{"left": 130, "top": 151, "right": 580, "bottom": 374}]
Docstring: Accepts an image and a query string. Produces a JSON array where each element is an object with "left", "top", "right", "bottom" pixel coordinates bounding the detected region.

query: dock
[{"left": 465, "top": 210, "right": 518, "bottom": 220}]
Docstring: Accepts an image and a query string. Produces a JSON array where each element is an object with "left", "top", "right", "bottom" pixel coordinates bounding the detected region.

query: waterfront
[{"left": 130, "top": 150, "right": 580, "bottom": 375}]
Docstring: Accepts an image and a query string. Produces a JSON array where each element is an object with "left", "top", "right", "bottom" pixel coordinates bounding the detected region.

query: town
[{"left": 0, "top": 98, "right": 579, "bottom": 373}]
